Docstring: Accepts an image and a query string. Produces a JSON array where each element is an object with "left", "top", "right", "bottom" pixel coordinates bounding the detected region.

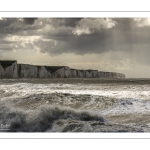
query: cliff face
[
  {"left": 85, "top": 70, "right": 92, "bottom": 78},
  {"left": 0, "top": 61, "right": 126, "bottom": 79},
  {"left": 98, "top": 71, "right": 125, "bottom": 78},
  {"left": 18, "top": 64, "right": 38, "bottom": 78},
  {"left": 44, "top": 66, "right": 71, "bottom": 78},
  {"left": 38, "top": 66, "right": 51, "bottom": 78},
  {"left": 70, "top": 69, "right": 77, "bottom": 78},
  {"left": 0, "top": 61, "right": 18, "bottom": 78}
]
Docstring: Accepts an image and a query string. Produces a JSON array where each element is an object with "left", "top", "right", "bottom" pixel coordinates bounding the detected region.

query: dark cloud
[
  {"left": 0, "top": 18, "right": 18, "bottom": 29},
  {"left": 0, "top": 18, "right": 40, "bottom": 35},
  {"left": 46, "top": 18, "right": 150, "bottom": 55},
  {"left": 61, "top": 18, "right": 82, "bottom": 27},
  {"left": 46, "top": 18, "right": 82, "bottom": 27},
  {"left": 1, "top": 18, "right": 150, "bottom": 66},
  {"left": 0, "top": 18, "right": 18, "bottom": 34},
  {"left": 23, "top": 18, "right": 38, "bottom": 24}
]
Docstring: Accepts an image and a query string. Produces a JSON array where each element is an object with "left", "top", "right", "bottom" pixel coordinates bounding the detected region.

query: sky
[{"left": 0, "top": 18, "right": 150, "bottom": 78}]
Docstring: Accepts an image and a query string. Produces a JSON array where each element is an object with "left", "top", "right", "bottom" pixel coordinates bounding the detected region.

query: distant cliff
[{"left": 0, "top": 60, "right": 125, "bottom": 79}]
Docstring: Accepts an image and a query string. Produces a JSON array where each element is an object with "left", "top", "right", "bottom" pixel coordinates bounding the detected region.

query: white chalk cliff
[
  {"left": 0, "top": 61, "right": 18, "bottom": 78},
  {"left": 0, "top": 61, "right": 125, "bottom": 79}
]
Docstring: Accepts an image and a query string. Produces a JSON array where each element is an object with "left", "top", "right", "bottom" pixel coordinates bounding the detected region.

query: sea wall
[{"left": 0, "top": 61, "right": 126, "bottom": 79}]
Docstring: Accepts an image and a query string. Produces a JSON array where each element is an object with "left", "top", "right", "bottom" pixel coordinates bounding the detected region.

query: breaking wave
[
  {"left": 0, "top": 103, "right": 106, "bottom": 132},
  {"left": 0, "top": 102, "right": 143, "bottom": 132}
]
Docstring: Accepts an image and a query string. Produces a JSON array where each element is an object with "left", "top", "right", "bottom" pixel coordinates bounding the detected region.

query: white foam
[
  {"left": 101, "top": 98, "right": 150, "bottom": 115},
  {"left": 1, "top": 83, "right": 150, "bottom": 115},
  {"left": 1, "top": 83, "right": 150, "bottom": 99}
]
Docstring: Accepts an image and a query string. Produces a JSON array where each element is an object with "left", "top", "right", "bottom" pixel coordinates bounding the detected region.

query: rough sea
[{"left": 1, "top": 78, "right": 150, "bottom": 132}]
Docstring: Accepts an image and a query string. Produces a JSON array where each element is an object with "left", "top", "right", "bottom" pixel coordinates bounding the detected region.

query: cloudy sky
[{"left": 0, "top": 18, "right": 150, "bottom": 78}]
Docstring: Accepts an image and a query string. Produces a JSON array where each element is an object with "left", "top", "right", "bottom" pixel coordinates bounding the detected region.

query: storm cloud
[
  {"left": 1, "top": 18, "right": 150, "bottom": 77},
  {"left": 23, "top": 18, "right": 38, "bottom": 24}
]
